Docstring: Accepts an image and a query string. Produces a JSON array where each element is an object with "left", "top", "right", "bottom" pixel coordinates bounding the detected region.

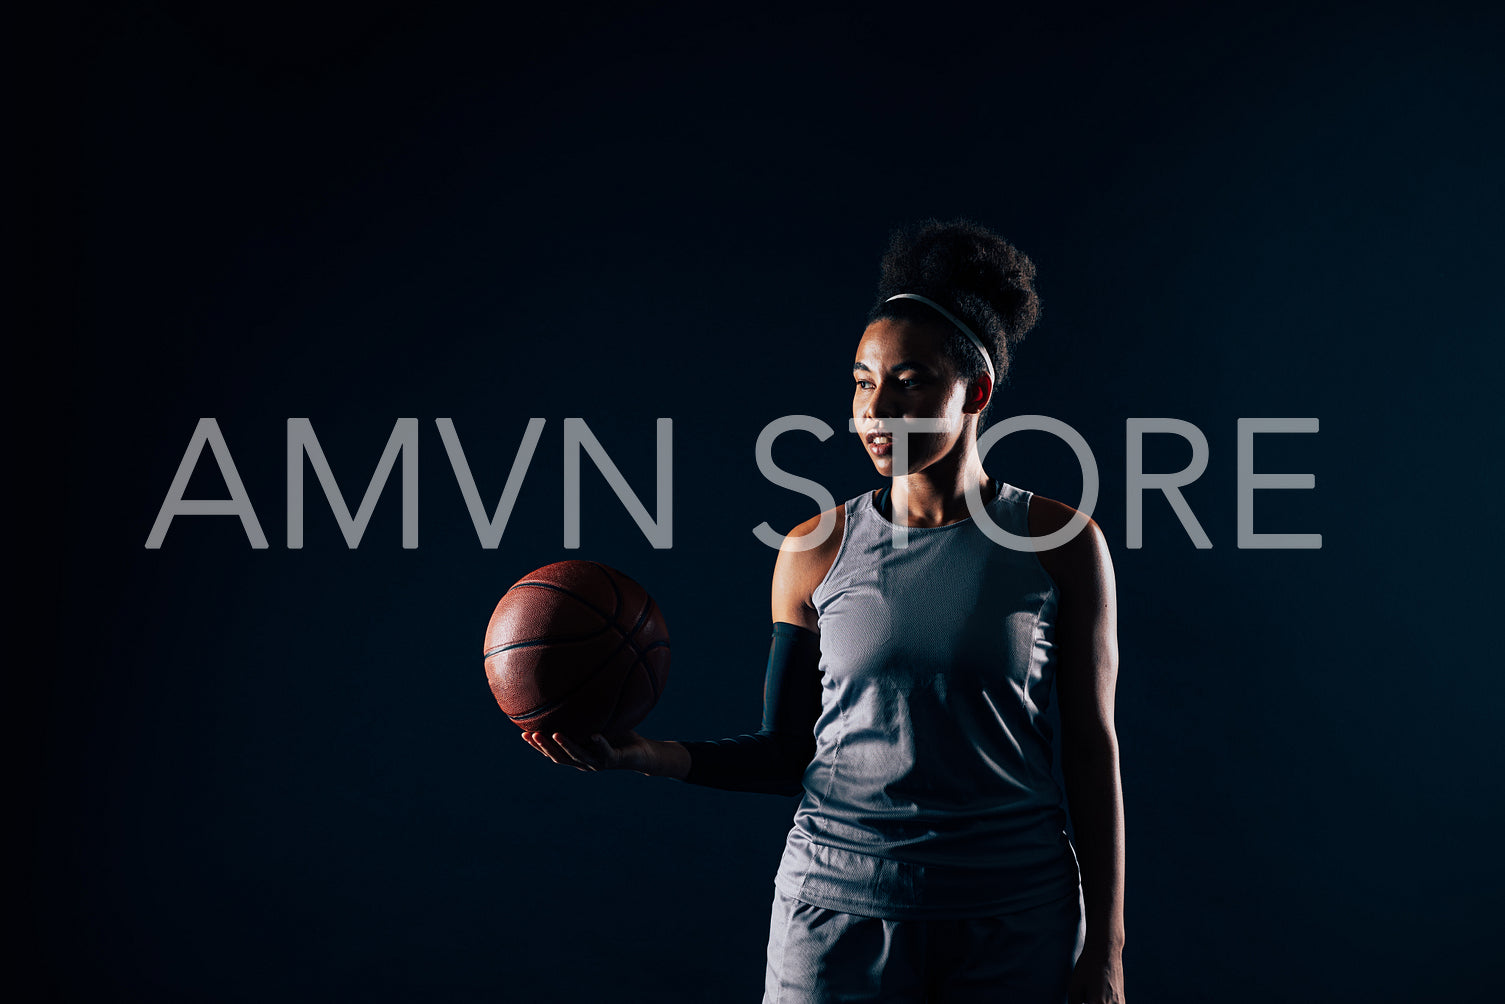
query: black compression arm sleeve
[{"left": 674, "top": 621, "right": 822, "bottom": 797}]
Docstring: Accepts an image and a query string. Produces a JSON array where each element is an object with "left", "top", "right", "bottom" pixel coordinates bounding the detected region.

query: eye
[{"left": 855, "top": 379, "right": 874, "bottom": 390}]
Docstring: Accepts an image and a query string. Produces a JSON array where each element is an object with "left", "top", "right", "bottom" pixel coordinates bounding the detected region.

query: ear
[{"left": 963, "top": 372, "right": 993, "bottom": 415}]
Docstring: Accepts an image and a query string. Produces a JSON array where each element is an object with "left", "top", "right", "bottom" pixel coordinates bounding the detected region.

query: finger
[
  {"left": 521, "top": 732, "right": 556, "bottom": 761},
  {"left": 553, "top": 733, "right": 601, "bottom": 769},
  {"left": 536, "top": 731, "right": 582, "bottom": 767},
  {"left": 526, "top": 731, "right": 574, "bottom": 766}
]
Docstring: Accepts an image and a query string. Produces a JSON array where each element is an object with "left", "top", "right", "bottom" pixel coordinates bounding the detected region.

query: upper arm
[
  {"left": 770, "top": 505, "right": 844, "bottom": 633},
  {"left": 1031, "top": 495, "right": 1120, "bottom": 736}
]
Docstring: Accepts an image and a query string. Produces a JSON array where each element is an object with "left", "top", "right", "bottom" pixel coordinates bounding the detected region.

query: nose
[{"left": 862, "top": 381, "right": 902, "bottom": 421}]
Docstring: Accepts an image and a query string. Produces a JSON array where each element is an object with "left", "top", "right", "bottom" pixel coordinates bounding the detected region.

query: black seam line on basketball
[
  {"left": 507, "top": 564, "right": 630, "bottom": 652},
  {"left": 484, "top": 575, "right": 626, "bottom": 658},
  {"left": 484, "top": 629, "right": 613, "bottom": 660},
  {"left": 504, "top": 580, "right": 620, "bottom": 625},
  {"left": 508, "top": 589, "right": 656, "bottom": 723},
  {"left": 483, "top": 579, "right": 648, "bottom": 662},
  {"left": 505, "top": 644, "right": 667, "bottom": 725},
  {"left": 599, "top": 634, "right": 669, "bottom": 726},
  {"left": 509, "top": 593, "right": 652, "bottom": 721},
  {"left": 508, "top": 610, "right": 654, "bottom": 723},
  {"left": 639, "top": 638, "right": 667, "bottom": 701},
  {"left": 500, "top": 563, "right": 656, "bottom": 723},
  {"left": 507, "top": 691, "right": 582, "bottom": 722},
  {"left": 599, "top": 648, "right": 638, "bottom": 735},
  {"left": 585, "top": 560, "right": 623, "bottom": 624},
  {"left": 578, "top": 563, "right": 649, "bottom": 668},
  {"left": 589, "top": 562, "right": 658, "bottom": 705}
]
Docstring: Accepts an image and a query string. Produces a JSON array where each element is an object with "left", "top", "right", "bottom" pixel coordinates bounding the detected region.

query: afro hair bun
[{"left": 869, "top": 218, "right": 1042, "bottom": 383}]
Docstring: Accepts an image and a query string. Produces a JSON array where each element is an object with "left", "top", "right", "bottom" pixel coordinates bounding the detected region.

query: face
[{"left": 852, "top": 317, "right": 988, "bottom": 477}]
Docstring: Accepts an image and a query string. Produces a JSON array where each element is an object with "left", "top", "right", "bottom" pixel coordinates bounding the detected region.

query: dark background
[{"left": 34, "top": 1, "right": 1503, "bottom": 1001}]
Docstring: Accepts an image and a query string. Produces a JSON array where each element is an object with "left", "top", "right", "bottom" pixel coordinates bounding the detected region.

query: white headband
[{"left": 884, "top": 293, "right": 995, "bottom": 383}]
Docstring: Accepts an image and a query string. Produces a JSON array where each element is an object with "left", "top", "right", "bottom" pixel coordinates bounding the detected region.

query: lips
[{"left": 865, "top": 430, "right": 892, "bottom": 456}]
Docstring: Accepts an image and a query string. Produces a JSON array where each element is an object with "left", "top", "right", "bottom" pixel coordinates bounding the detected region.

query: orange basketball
[{"left": 483, "top": 560, "right": 670, "bottom": 742}]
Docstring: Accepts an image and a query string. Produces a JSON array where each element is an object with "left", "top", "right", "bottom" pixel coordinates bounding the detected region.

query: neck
[{"left": 886, "top": 451, "right": 994, "bottom": 528}]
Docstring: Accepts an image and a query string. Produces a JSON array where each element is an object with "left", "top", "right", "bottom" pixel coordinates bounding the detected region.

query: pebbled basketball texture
[{"left": 484, "top": 560, "right": 670, "bottom": 742}]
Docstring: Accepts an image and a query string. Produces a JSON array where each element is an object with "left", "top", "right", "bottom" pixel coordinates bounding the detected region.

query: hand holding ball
[{"left": 484, "top": 561, "right": 671, "bottom": 755}]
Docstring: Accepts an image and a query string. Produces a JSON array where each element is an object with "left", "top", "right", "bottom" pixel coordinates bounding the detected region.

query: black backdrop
[{"left": 36, "top": 2, "right": 1504, "bottom": 1001}]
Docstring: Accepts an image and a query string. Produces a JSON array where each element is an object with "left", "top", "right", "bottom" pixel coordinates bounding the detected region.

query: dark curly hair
[{"left": 866, "top": 218, "right": 1042, "bottom": 425}]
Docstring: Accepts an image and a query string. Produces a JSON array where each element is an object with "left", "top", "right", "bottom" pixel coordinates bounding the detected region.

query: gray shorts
[{"left": 763, "top": 885, "right": 1087, "bottom": 1004}]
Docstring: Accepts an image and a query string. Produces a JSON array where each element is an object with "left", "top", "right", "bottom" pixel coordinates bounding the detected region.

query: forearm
[
  {"left": 1063, "top": 725, "right": 1126, "bottom": 953},
  {"left": 661, "top": 732, "right": 812, "bottom": 796},
  {"left": 654, "top": 621, "right": 822, "bottom": 797}
]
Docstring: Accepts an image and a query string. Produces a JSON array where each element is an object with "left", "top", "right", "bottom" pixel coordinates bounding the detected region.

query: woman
[{"left": 523, "top": 219, "right": 1126, "bottom": 1004}]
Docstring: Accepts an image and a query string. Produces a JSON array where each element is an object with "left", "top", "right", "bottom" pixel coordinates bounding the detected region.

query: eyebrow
[{"left": 853, "top": 359, "right": 934, "bottom": 374}]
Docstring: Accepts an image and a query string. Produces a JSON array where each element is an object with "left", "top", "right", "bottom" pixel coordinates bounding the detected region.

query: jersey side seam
[
  {"left": 797, "top": 498, "right": 860, "bottom": 900},
  {"left": 796, "top": 665, "right": 850, "bottom": 902}
]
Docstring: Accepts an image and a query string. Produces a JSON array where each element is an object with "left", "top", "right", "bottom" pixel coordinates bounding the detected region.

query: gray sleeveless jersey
[{"left": 772, "top": 482, "right": 1081, "bottom": 918}]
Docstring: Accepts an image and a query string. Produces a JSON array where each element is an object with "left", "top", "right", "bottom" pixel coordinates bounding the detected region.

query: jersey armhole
[
  {"left": 810, "top": 497, "right": 856, "bottom": 611},
  {"left": 1024, "top": 490, "right": 1062, "bottom": 598}
]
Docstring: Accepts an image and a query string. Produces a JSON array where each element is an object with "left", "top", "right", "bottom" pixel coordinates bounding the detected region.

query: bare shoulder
[
  {"left": 1028, "top": 493, "right": 1113, "bottom": 592},
  {"left": 770, "top": 504, "right": 845, "bottom": 631}
]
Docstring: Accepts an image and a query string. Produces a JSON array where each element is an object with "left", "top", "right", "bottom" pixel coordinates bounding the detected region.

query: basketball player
[{"left": 523, "top": 219, "right": 1127, "bottom": 1004}]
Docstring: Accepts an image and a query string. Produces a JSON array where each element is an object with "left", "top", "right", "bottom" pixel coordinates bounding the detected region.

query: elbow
[{"left": 1060, "top": 724, "right": 1120, "bottom": 779}]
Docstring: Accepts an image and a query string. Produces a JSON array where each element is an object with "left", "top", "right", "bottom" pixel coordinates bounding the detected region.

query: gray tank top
[{"left": 772, "top": 481, "right": 1081, "bottom": 918}]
